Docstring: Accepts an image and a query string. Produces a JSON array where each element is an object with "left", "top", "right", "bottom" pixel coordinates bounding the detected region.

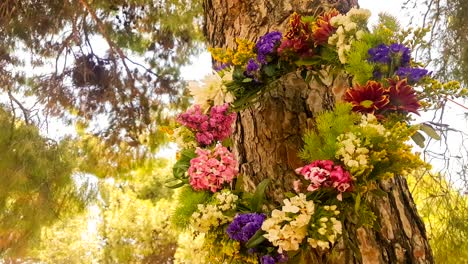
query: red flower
[
  {"left": 344, "top": 81, "right": 390, "bottom": 114},
  {"left": 285, "top": 12, "right": 311, "bottom": 40},
  {"left": 312, "top": 9, "right": 340, "bottom": 46},
  {"left": 387, "top": 78, "right": 420, "bottom": 115}
]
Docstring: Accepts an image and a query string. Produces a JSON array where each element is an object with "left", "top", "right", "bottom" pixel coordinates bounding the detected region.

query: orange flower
[{"left": 312, "top": 9, "right": 340, "bottom": 46}]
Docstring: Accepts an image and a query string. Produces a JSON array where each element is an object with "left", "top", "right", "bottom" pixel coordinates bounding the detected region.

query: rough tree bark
[{"left": 203, "top": 1, "right": 434, "bottom": 263}]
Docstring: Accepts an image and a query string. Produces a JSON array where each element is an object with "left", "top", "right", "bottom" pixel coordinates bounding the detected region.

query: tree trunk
[{"left": 203, "top": 1, "right": 434, "bottom": 263}]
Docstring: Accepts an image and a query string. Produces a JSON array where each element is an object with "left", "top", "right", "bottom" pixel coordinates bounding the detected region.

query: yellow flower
[{"left": 232, "top": 38, "right": 255, "bottom": 66}]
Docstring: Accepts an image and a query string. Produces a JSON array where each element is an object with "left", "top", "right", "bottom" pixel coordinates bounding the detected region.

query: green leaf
[
  {"left": 166, "top": 181, "right": 187, "bottom": 189},
  {"left": 294, "top": 58, "right": 320, "bottom": 67},
  {"left": 242, "top": 78, "right": 253, "bottom": 83},
  {"left": 420, "top": 123, "right": 441, "bottom": 140},
  {"left": 263, "top": 65, "right": 276, "bottom": 77},
  {"left": 245, "top": 229, "right": 266, "bottom": 248},
  {"left": 411, "top": 131, "right": 426, "bottom": 148},
  {"left": 235, "top": 174, "right": 244, "bottom": 192},
  {"left": 250, "top": 179, "right": 271, "bottom": 212},
  {"left": 354, "top": 192, "right": 361, "bottom": 213},
  {"left": 172, "top": 148, "right": 196, "bottom": 179}
]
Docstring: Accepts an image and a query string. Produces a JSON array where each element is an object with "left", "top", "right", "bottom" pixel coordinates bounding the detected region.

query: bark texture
[{"left": 203, "top": 0, "right": 434, "bottom": 263}]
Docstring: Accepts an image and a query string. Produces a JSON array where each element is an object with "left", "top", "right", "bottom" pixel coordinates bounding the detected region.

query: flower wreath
[{"left": 166, "top": 7, "right": 466, "bottom": 264}]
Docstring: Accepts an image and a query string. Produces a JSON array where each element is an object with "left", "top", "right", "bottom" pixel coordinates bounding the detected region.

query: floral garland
[{"left": 168, "top": 7, "right": 467, "bottom": 264}]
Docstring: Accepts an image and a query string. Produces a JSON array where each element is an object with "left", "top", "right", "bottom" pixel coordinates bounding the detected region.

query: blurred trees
[{"left": 0, "top": 106, "right": 92, "bottom": 259}]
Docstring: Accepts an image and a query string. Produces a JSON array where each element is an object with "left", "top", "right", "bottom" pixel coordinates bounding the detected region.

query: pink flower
[
  {"left": 177, "top": 104, "right": 236, "bottom": 146},
  {"left": 188, "top": 144, "right": 238, "bottom": 192},
  {"left": 295, "top": 160, "right": 353, "bottom": 199}
]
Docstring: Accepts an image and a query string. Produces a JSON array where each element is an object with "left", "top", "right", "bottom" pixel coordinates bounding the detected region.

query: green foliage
[
  {"left": 99, "top": 181, "right": 179, "bottom": 263},
  {"left": 1, "top": 0, "right": 203, "bottom": 152},
  {"left": 171, "top": 186, "right": 211, "bottom": 230},
  {"left": 0, "top": 107, "right": 91, "bottom": 258},
  {"left": 405, "top": 0, "right": 468, "bottom": 86},
  {"left": 345, "top": 39, "right": 374, "bottom": 85},
  {"left": 299, "top": 103, "right": 359, "bottom": 161},
  {"left": 408, "top": 173, "right": 468, "bottom": 263},
  {"left": 29, "top": 210, "right": 102, "bottom": 263}
]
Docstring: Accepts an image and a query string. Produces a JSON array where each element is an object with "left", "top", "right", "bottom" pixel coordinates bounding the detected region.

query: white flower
[
  {"left": 188, "top": 69, "right": 235, "bottom": 111},
  {"left": 262, "top": 194, "right": 315, "bottom": 253}
]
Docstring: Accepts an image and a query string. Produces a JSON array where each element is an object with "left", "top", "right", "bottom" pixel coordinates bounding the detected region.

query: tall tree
[{"left": 202, "top": 1, "right": 433, "bottom": 263}]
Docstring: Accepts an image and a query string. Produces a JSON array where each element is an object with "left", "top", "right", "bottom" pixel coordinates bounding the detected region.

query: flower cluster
[
  {"left": 188, "top": 70, "right": 235, "bottom": 111},
  {"left": 312, "top": 9, "right": 340, "bottom": 46},
  {"left": 226, "top": 213, "right": 266, "bottom": 242},
  {"left": 395, "top": 67, "right": 430, "bottom": 83},
  {"left": 173, "top": 126, "right": 198, "bottom": 149},
  {"left": 368, "top": 43, "right": 430, "bottom": 82},
  {"left": 343, "top": 79, "right": 420, "bottom": 116},
  {"left": 307, "top": 205, "right": 342, "bottom": 250},
  {"left": 278, "top": 12, "right": 315, "bottom": 60},
  {"left": 336, "top": 132, "right": 371, "bottom": 176},
  {"left": 177, "top": 104, "right": 236, "bottom": 146},
  {"left": 208, "top": 38, "right": 256, "bottom": 67},
  {"left": 188, "top": 144, "right": 238, "bottom": 192},
  {"left": 256, "top": 31, "right": 283, "bottom": 64},
  {"left": 328, "top": 8, "right": 371, "bottom": 63},
  {"left": 261, "top": 193, "right": 315, "bottom": 253},
  {"left": 368, "top": 43, "right": 411, "bottom": 65},
  {"left": 191, "top": 191, "right": 239, "bottom": 233},
  {"left": 294, "top": 160, "right": 352, "bottom": 200}
]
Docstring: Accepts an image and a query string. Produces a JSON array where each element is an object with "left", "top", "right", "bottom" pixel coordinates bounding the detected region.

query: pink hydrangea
[
  {"left": 177, "top": 104, "right": 236, "bottom": 146},
  {"left": 295, "top": 160, "right": 352, "bottom": 200},
  {"left": 188, "top": 144, "right": 239, "bottom": 192}
]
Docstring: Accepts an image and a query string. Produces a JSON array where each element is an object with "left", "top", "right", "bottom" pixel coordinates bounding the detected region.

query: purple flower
[
  {"left": 256, "top": 31, "right": 282, "bottom": 64},
  {"left": 246, "top": 59, "right": 260, "bottom": 72},
  {"left": 276, "top": 253, "right": 288, "bottom": 263},
  {"left": 395, "top": 67, "right": 430, "bottom": 83},
  {"left": 226, "top": 213, "right": 266, "bottom": 242},
  {"left": 389, "top": 43, "right": 411, "bottom": 66},
  {"left": 214, "top": 63, "right": 230, "bottom": 72},
  {"left": 368, "top": 44, "right": 390, "bottom": 64},
  {"left": 261, "top": 255, "right": 276, "bottom": 264},
  {"left": 368, "top": 43, "right": 411, "bottom": 67}
]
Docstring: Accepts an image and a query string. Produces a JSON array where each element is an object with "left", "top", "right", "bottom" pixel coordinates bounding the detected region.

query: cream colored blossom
[
  {"left": 188, "top": 69, "right": 235, "bottom": 111},
  {"left": 262, "top": 193, "right": 315, "bottom": 253},
  {"left": 191, "top": 191, "right": 238, "bottom": 233}
]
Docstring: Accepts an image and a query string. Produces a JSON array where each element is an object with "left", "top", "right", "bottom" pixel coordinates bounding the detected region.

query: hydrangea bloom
[
  {"left": 226, "top": 213, "right": 266, "bottom": 242},
  {"left": 177, "top": 104, "right": 236, "bottom": 146},
  {"left": 294, "top": 160, "right": 353, "bottom": 200},
  {"left": 188, "top": 144, "right": 238, "bottom": 192},
  {"left": 261, "top": 193, "right": 315, "bottom": 253},
  {"left": 395, "top": 67, "right": 430, "bottom": 83},
  {"left": 255, "top": 31, "right": 282, "bottom": 64}
]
